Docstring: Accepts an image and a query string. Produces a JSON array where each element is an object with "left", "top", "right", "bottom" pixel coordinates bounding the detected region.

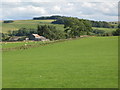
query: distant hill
[{"left": 1, "top": 15, "right": 118, "bottom": 34}]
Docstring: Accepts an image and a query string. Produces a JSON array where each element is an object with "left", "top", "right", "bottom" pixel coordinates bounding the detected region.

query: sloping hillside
[{"left": 1, "top": 20, "right": 64, "bottom": 33}]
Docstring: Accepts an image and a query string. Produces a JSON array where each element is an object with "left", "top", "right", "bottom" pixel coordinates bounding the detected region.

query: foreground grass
[{"left": 2, "top": 37, "right": 118, "bottom": 88}]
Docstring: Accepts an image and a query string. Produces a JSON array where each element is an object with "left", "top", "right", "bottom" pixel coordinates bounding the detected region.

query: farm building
[
  {"left": 9, "top": 36, "right": 27, "bottom": 41},
  {"left": 9, "top": 36, "right": 22, "bottom": 41},
  {"left": 29, "top": 34, "right": 49, "bottom": 41}
]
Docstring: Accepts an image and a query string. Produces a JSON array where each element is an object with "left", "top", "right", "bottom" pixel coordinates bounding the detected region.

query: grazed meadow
[{"left": 2, "top": 36, "right": 118, "bottom": 88}]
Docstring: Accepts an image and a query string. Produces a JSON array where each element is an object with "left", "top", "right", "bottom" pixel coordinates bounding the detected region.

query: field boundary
[{"left": 1, "top": 36, "right": 94, "bottom": 52}]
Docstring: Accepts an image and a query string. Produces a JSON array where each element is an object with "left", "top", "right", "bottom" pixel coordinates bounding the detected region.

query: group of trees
[
  {"left": 51, "top": 16, "right": 114, "bottom": 28},
  {"left": 112, "top": 28, "right": 120, "bottom": 36},
  {"left": 33, "top": 16, "right": 93, "bottom": 39},
  {"left": 63, "top": 17, "right": 92, "bottom": 38},
  {"left": 8, "top": 28, "right": 37, "bottom": 36},
  {"left": 37, "top": 17, "right": 93, "bottom": 40},
  {"left": 46, "top": 17, "right": 93, "bottom": 38},
  {"left": 91, "top": 21, "right": 114, "bottom": 28},
  {"left": 51, "top": 17, "right": 66, "bottom": 24},
  {"left": 37, "top": 25, "right": 65, "bottom": 40},
  {"left": 1, "top": 33, "right": 10, "bottom": 41},
  {"left": 51, "top": 16, "right": 120, "bottom": 37},
  {"left": 33, "top": 15, "right": 63, "bottom": 20},
  {"left": 112, "top": 24, "right": 120, "bottom": 36}
]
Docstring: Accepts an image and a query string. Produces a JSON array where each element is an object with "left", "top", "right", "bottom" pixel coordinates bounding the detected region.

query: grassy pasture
[
  {"left": 1, "top": 20, "right": 64, "bottom": 33},
  {"left": 1, "top": 41, "right": 46, "bottom": 49},
  {"left": 14, "top": 20, "right": 55, "bottom": 23},
  {"left": 1, "top": 19, "right": 117, "bottom": 33},
  {"left": 92, "top": 27, "right": 116, "bottom": 33},
  {"left": 2, "top": 36, "right": 118, "bottom": 88}
]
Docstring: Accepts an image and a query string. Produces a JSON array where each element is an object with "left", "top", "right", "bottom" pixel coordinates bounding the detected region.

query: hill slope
[
  {"left": 1, "top": 20, "right": 64, "bottom": 33},
  {"left": 1, "top": 19, "right": 117, "bottom": 34}
]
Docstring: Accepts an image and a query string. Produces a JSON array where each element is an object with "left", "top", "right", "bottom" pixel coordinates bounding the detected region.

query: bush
[
  {"left": 8, "top": 28, "right": 37, "bottom": 36},
  {"left": 3, "top": 20, "right": 14, "bottom": 23},
  {"left": 1, "top": 33, "right": 10, "bottom": 41},
  {"left": 112, "top": 28, "right": 120, "bottom": 36}
]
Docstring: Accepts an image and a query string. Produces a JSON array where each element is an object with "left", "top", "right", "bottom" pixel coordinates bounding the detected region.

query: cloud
[
  {"left": 53, "top": 6, "right": 61, "bottom": 11},
  {"left": 1, "top": 2, "right": 118, "bottom": 21},
  {"left": 81, "top": 2, "right": 96, "bottom": 8},
  {"left": 96, "top": 2, "right": 118, "bottom": 16},
  {"left": 2, "top": 0, "right": 120, "bottom": 2},
  {"left": 2, "top": 3, "right": 48, "bottom": 20}
]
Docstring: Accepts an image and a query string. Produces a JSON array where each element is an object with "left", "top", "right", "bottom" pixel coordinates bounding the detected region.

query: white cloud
[
  {"left": 81, "top": 2, "right": 96, "bottom": 8},
  {"left": 53, "top": 6, "right": 61, "bottom": 11},
  {"left": 97, "top": 2, "right": 118, "bottom": 16},
  {"left": 67, "top": 3, "right": 74, "bottom": 6},
  {"left": 1, "top": 2, "right": 118, "bottom": 21},
  {"left": 2, "top": 0, "right": 120, "bottom": 2},
  {"left": 2, "top": 4, "right": 47, "bottom": 20}
]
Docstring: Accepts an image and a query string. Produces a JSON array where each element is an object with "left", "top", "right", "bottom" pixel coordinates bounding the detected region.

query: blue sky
[{"left": 1, "top": 0, "right": 119, "bottom": 21}]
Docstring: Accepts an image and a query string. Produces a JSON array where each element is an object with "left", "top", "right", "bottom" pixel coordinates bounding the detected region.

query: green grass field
[
  {"left": 92, "top": 27, "right": 116, "bottom": 33},
  {"left": 1, "top": 41, "right": 47, "bottom": 49},
  {"left": 1, "top": 20, "right": 64, "bottom": 33},
  {"left": 1, "top": 19, "right": 117, "bottom": 34},
  {"left": 2, "top": 36, "right": 118, "bottom": 88}
]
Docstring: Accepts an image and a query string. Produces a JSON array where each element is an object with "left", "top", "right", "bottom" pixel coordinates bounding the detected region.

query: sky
[{"left": 1, "top": 0, "right": 119, "bottom": 21}]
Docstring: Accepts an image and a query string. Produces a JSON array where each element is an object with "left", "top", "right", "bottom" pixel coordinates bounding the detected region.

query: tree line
[
  {"left": 51, "top": 16, "right": 115, "bottom": 28},
  {"left": 33, "top": 15, "right": 63, "bottom": 20},
  {"left": 33, "top": 15, "right": 114, "bottom": 28},
  {"left": 91, "top": 21, "right": 114, "bottom": 28}
]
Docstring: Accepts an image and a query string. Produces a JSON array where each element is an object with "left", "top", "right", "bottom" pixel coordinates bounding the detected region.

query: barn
[
  {"left": 9, "top": 36, "right": 22, "bottom": 41},
  {"left": 29, "top": 34, "right": 49, "bottom": 41}
]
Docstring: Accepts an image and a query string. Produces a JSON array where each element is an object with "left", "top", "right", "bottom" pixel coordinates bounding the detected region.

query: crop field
[
  {"left": 2, "top": 36, "right": 118, "bottom": 88},
  {"left": 1, "top": 20, "right": 64, "bottom": 33}
]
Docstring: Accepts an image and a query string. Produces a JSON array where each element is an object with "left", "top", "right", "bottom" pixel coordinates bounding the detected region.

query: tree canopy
[
  {"left": 112, "top": 24, "right": 120, "bottom": 36},
  {"left": 52, "top": 17, "right": 92, "bottom": 38},
  {"left": 37, "top": 25, "right": 66, "bottom": 40},
  {"left": 51, "top": 16, "right": 114, "bottom": 28}
]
